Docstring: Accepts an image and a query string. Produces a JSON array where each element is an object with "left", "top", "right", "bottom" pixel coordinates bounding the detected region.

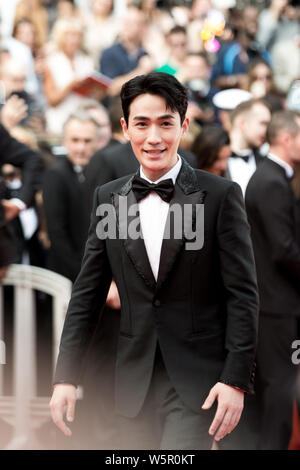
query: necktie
[
  {"left": 231, "top": 151, "right": 252, "bottom": 163},
  {"left": 132, "top": 175, "right": 174, "bottom": 203},
  {"left": 73, "top": 165, "right": 86, "bottom": 183}
]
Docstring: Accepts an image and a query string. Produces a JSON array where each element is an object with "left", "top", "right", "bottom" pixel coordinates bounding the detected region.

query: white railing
[{"left": 0, "top": 264, "right": 72, "bottom": 450}]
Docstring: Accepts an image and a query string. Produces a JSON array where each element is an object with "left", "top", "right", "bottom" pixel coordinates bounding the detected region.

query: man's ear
[
  {"left": 181, "top": 117, "right": 190, "bottom": 138},
  {"left": 120, "top": 117, "right": 130, "bottom": 141}
]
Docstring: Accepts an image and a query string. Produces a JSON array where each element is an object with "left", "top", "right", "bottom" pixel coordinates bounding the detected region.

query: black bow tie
[
  {"left": 131, "top": 175, "right": 174, "bottom": 203},
  {"left": 231, "top": 151, "right": 253, "bottom": 163}
]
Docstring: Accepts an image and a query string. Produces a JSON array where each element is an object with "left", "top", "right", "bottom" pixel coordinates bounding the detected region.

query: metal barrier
[{"left": 0, "top": 264, "right": 72, "bottom": 450}]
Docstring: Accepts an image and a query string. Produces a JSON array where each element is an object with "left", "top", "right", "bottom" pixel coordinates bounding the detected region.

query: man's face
[
  {"left": 243, "top": 6, "right": 259, "bottom": 39},
  {"left": 86, "top": 107, "right": 112, "bottom": 150},
  {"left": 241, "top": 103, "right": 271, "bottom": 148},
  {"left": 63, "top": 119, "right": 99, "bottom": 167},
  {"left": 121, "top": 93, "right": 189, "bottom": 181},
  {"left": 184, "top": 56, "right": 210, "bottom": 82},
  {"left": 3, "top": 70, "right": 26, "bottom": 96},
  {"left": 121, "top": 9, "right": 146, "bottom": 44},
  {"left": 167, "top": 32, "right": 187, "bottom": 62},
  {"left": 290, "top": 118, "right": 300, "bottom": 163}
]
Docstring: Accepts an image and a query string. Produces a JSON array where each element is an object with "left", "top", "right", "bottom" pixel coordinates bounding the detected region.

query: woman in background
[
  {"left": 43, "top": 17, "right": 94, "bottom": 136},
  {"left": 191, "top": 125, "right": 230, "bottom": 177},
  {"left": 83, "top": 0, "right": 120, "bottom": 67},
  {"left": 13, "top": 0, "right": 48, "bottom": 47},
  {"left": 246, "top": 59, "right": 284, "bottom": 112}
]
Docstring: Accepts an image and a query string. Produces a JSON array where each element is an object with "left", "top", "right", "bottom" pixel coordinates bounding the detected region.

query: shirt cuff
[
  {"left": 53, "top": 382, "right": 77, "bottom": 389},
  {"left": 228, "top": 385, "right": 246, "bottom": 393},
  {"left": 10, "top": 198, "right": 27, "bottom": 211}
]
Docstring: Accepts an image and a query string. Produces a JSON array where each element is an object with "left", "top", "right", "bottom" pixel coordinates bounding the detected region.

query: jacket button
[{"left": 153, "top": 299, "right": 161, "bottom": 307}]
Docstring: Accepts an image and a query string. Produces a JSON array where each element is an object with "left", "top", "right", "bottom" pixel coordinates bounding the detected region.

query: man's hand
[
  {"left": 270, "top": 0, "right": 288, "bottom": 19},
  {"left": 106, "top": 280, "right": 121, "bottom": 310},
  {"left": 202, "top": 382, "right": 244, "bottom": 441},
  {"left": 49, "top": 384, "right": 77, "bottom": 437},
  {"left": 1, "top": 95, "right": 28, "bottom": 131},
  {"left": 2, "top": 200, "right": 21, "bottom": 221},
  {"left": 0, "top": 267, "right": 8, "bottom": 284}
]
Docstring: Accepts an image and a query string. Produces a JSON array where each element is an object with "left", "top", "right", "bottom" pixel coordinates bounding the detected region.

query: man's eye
[
  {"left": 162, "top": 122, "right": 172, "bottom": 126},
  {"left": 136, "top": 122, "right": 147, "bottom": 127}
]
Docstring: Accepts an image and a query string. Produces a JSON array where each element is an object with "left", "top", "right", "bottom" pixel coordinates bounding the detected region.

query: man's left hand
[
  {"left": 2, "top": 200, "right": 21, "bottom": 221},
  {"left": 202, "top": 382, "right": 244, "bottom": 441}
]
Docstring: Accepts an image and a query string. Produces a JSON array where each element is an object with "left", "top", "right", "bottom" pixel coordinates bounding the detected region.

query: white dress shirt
[
  {"left": 227, "top": 151, "right": 257, "bottom": 197},
  {"left": 138, "top": 156, "right": 182, "bottom": 281}
]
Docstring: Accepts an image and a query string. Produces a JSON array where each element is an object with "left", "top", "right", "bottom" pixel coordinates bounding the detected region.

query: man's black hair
[{"left": 120, "top": 72, "right": 188, "bottom": 125}]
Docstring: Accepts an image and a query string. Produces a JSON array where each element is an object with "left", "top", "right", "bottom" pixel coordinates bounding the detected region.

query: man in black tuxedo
[
  {"left": 50, "top": 73, "right": 258, "bottom": 450},
  {"left": 43, "top": 112, "right": 99, "bottom": 283},
  {"left": 244, "top": 110, "right": 300, "bottom": 449},
  {"left": 0, "top": 123, "right": 42, "bottom": 274},
  {"left": 226, "top": 99, "right": 271, "bottom": 196}
]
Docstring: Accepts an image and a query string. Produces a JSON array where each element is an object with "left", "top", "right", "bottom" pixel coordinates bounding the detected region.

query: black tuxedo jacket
[
  {"left": 245, "top": 157, "right": 300, "bottom": 316},
  {"left": 43, "top": 157, "right": 90, "bottom": 282},
  {"left": 85, "top": 141, "right": 197, "bottom": 213},
  {"left": 0, "top": 124, "right": 42, "bottom": 206},
  {"left": 55, "top": 158, "right": 258, "bottom": 418},
  {"left": 0, "top": 124, "right": 43, "bottom": 267}
]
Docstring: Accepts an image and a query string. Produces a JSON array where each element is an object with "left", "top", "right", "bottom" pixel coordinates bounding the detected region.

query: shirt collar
[
  {"left": 236, "top": 149, "right": 253, "bottom": 157},
  {"left": 267, "top": 153, "right": 294, "bottom": 179},
  {"left": 140, "top": 155, "right": 182, "bottom": 185}
]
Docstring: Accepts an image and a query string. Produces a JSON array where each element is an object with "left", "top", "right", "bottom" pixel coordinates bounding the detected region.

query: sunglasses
[{"left": 2, "top": 171, "right": 17, "bottom": 179}]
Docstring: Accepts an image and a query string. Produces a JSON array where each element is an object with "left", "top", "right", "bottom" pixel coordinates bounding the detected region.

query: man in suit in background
[
  {"left": 50, "top": 72, "right": 258, "bottom": 450},
  {"left": 227, "top": 99, "right": 271, "bottom": 196},
  {"left": 0, "top": 123, "right": 42, "bottom": 277},
  {"left": 43, "top": 111, "right": 99, "bottom": 283},
  {"left": 244, "top": 110, "right": 300, "bottom": 449}
]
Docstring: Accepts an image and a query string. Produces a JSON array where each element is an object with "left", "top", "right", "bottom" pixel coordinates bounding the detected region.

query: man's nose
[
  {"left": 76, "top": 141, "right": 86, "bottom": 152},
  {"left": 147, "top": 125, "right": 162, "bottom": 144}
]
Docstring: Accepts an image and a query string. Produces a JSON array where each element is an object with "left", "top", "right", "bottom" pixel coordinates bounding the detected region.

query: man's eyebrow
[{"left": 132, "top": 114, "right": 176, "bottom": 121}]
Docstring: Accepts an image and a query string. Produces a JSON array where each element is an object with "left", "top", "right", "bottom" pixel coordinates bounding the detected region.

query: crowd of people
[{"left": 0, "top": 0, "right": 300, "bottom": 451}]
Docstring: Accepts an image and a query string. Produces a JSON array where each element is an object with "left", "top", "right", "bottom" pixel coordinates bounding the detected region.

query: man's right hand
[
  {"left": 49, "top": 384, "right": 77, "bottom": 437},
  {"left": 1, "top": 95, "right": 28, "bottom": 131}
]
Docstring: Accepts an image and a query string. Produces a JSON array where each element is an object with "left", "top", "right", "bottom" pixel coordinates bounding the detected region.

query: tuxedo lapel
[
  {"left": 111, "top": 177, "right": 156, "bottom": 290},
  {"left": 156, "top": 160, "right": 206, "bottom": 293}
]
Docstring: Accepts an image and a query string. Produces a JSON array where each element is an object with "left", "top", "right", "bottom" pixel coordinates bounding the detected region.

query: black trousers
[{"left": 118, "top": 345, "right": 215, "bottom": 450}]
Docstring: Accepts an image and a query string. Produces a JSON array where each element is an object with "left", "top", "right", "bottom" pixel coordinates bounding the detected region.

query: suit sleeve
[
  {"left": 85, "top": 150, "right": 116, "bottom": 213},
  {"left": 0, "top": 124, "right": 43, "bottom": 206},
  {"left": 217, "top": 182, "right": 259, "bottom": 393},
  {"left": 54, "top": 187, "right": 113, "bottom": 385},
  {"left": 246, "top": 178, "right": 300, "bottom": 285},
  {"left": 43, "top": 168, "right": 83, "bottom": 281}
]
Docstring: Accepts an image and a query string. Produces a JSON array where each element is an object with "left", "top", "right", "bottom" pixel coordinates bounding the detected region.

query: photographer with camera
[{"left": 0, "top": 123, "right": 43, "bottom": 281}]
